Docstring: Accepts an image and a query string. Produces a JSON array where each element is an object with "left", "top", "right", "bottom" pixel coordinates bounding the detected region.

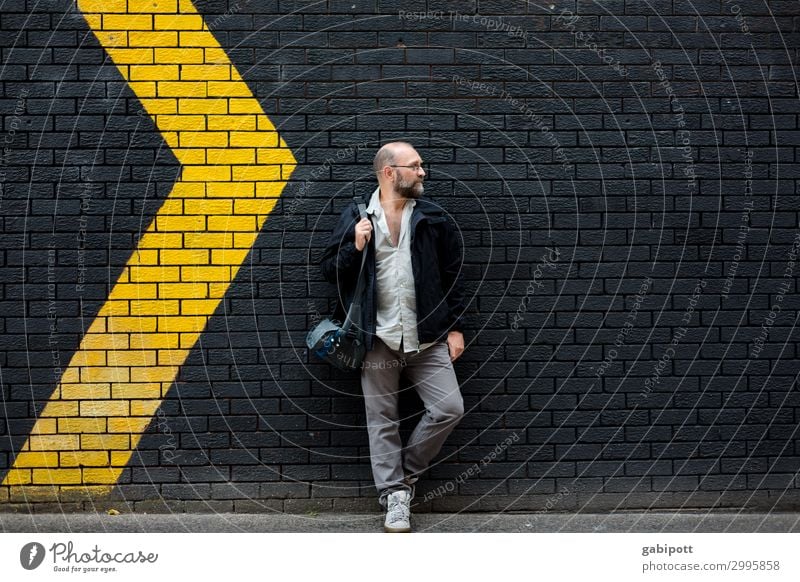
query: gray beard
[{"left": 394, "top": 176, "right": 424, "bottom": 199}]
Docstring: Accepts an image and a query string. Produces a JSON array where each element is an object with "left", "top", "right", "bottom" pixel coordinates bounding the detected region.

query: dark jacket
[{"left": 320, "top": 195, "right": 466, "bottom": 352}]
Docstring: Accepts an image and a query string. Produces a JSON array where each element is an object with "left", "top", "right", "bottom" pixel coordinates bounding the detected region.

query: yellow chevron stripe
[{"left": 2, "top": 0, "right": 295, "bottom": 501}]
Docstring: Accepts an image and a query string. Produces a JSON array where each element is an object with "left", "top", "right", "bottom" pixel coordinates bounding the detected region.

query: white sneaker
[{"left": 383, "top": 490, "right": 412, "bottom": 533}]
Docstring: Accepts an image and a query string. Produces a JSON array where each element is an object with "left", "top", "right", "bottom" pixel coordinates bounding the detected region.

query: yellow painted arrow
[{"left": 2, "top": 0, "right": 295, "bottom": 501}]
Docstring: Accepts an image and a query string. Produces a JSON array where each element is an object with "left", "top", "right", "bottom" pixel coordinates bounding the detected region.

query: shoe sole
[{"left": 383, "top": 524, "right": 412, "bottom": 533}]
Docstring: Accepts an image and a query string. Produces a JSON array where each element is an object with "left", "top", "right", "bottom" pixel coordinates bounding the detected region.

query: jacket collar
[
  {"left": 365, "top": 185, "right": 415, "bottom": 216},
  {"left": 365, "top": 185, "right": 442, "bottom": 220},
  {"left": 362, "top": 186, "right": 445, "bottom": 247}
]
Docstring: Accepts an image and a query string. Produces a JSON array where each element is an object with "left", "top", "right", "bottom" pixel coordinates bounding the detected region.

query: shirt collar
[
  {"left": 366, "top": 186, "right": 417, "bottom": 216},
  {"left": 366, "top": 186, "right": 380, "bottom": 216}
]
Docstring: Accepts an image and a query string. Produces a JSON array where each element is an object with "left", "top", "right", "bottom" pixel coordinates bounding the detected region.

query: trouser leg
[
  {"left": 401, "top": 340, "right": 464, "bottom": 484},
  {"left": 360, "top": 337, "right": 408, "bottom": 507}
]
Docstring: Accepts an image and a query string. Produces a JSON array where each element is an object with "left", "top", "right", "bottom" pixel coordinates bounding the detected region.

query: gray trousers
[{"left": 360, "top": 336, "right": 464, "bottom": 508}]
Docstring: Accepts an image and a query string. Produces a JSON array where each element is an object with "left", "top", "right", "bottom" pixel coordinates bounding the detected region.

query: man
[{"left": 320, "top": 142, "right": 467, "bottom": 532}]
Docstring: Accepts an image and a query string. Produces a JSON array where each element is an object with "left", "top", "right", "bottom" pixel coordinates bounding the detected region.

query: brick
[
  {"left": 27, "top": 419, "right": 58, "bottom": 435},
  {"left": 104, "top": 15, "right": 153, "bottom": 30},
  {"left": 128, "top": 0, "right": 177, "bottom": 12},
  {"left": 160, "top": 249, "right": 210, "bottom": 265},
  {"left": 4, "top": 470, "right": 32, "bottom": 485},
  {"left": 130, "top": 365, "right": 180, "bottom": 382},
  {"left": 154, "top": 15, "right": 204, "bottom": 30},
  {"left": 129, "top": 333, "right": 180, "bottom": 349},
  {"left": 11, "top": 452, "right": 59, "bottom": 468},
  {"left": 210, "top": 249, "right": 249, "bottom": 265},
  {"left": 80, "top": 0, "right": 126, "bottom": 10},
  {"left": 111, "top": 49, "right": 154, "bottom": 64},
  {"left": 32, "top": 469, "right": 82, "bottom": 485},
  {"left": 182, "top": 157, "right": 233, "bottom": 180},
  {"left": 208, "top": 81, "right": 252, "bottom": 97},
  {"left": 180, "top": 65, "right": 232, "bottom": 81},
  {"left": 179, "top": 266, "right": 231, "bottom": 281},
  {"left": 80, "top": 400, "right": 130, "bottom": 417},
  {"left": 110, "top": 383, "right": 161, "bottom": 399},
  {"left": 78, "top": 364, "right": 131, "bottom": 383},
  {"left": 39, "top": 401, "right": 79, "bottom": 417},
  {"left": 59, "top": 451, "right": 109, "bottom": 467},
  {"left": 106, "top": 349, "right": 158, "bottom": 366},
  {"left": 207, "top": 215, "right": 255, "bottom": 231},
  {"left": 107, "top": 417, "right": 153, "bottom": 433},
  {"left": 106, "top": 283, "right": 159, "bottom": 300},
  {"left": 206, "top": 182, "right": 255, "bottom": 198},
  {"left": 229, "top": 99, "right": 262, "bottom": 113},
  {"left": 80, "top": 435, "right": 130, "bottom": 450},
  {"left": 57, "top": 417, "right": 107, "bottom": 433},
  {"left": 207, "top": 115, "right": 256, "bottom": 131},
  {"left": 129, "top": 265, "right": 183, "bottom": 281},
  {"left": 83, "top": 468, "right": 124, "bottom": 484},
  {"left": 155, "top": 115, "right": 205, "bottom": 131},
  {"left": 128, "top": 31, "right": 178, "bottom": 46},
  {"left": 158, "top": 282, "right": 208, "bottom": 298},
  {"left": 129, "top": 65, "right": 180, "bottom": 81}
]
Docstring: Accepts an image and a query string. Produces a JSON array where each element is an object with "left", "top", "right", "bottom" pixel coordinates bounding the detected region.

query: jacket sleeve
[
  {"left": 320, "top": 202, "right": 363, "bottom": 284},
  {"left": 438, "top": 215, "right": 467, "bottom": 334}
]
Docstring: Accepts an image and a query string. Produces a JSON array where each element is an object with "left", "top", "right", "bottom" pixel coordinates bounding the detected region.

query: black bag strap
[{"left": 342, "top": 197, "right": 370, "bottom": 334}]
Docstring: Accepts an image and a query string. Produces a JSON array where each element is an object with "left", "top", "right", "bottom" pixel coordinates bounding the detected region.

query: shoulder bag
[{"left": 306, "top": 198, "right": 370, "bottom": 371}]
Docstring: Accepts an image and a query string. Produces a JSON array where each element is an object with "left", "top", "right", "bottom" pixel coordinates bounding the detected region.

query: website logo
[{"left": 20, "top": 542, "right": 46, "bottom": 570}]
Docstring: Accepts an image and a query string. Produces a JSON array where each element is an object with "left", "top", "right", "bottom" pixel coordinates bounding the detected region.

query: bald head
[
  {"left": 373, "top": 141, "right": 425, "bottom": 200},
  {"left": 373, "top": 142, "right": 416, "bottom": 174}
]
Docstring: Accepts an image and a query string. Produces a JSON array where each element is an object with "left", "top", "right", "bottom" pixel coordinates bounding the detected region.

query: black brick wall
[{"left": 1, "top": 0, "right": 800, "bottom": 512}]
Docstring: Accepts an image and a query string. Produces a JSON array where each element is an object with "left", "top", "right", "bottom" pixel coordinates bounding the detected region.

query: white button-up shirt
[{"left": 366, "top": 186, "right": 436, "bottom": 354}]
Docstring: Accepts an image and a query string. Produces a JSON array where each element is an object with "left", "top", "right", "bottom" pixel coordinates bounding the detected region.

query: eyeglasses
[{"left": 389, "top": 164, "right": 426, "bottom": 173}]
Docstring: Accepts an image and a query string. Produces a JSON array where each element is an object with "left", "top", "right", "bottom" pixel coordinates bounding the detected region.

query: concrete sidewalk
[{"left": 2, "top": 511, "right": 799, "bottom": 533}]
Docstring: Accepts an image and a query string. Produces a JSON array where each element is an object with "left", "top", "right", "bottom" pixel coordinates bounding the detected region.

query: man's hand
[
  {"left": 446, "top": 330, "right": 464, "bottom": 362},
  {"left": 354, "top": 217, "right": 372, "bottom": 251}
]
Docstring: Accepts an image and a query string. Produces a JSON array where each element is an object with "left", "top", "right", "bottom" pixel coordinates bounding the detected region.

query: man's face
[{"left": 392, "top": 150, "right": 425, "bottom": 199}]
